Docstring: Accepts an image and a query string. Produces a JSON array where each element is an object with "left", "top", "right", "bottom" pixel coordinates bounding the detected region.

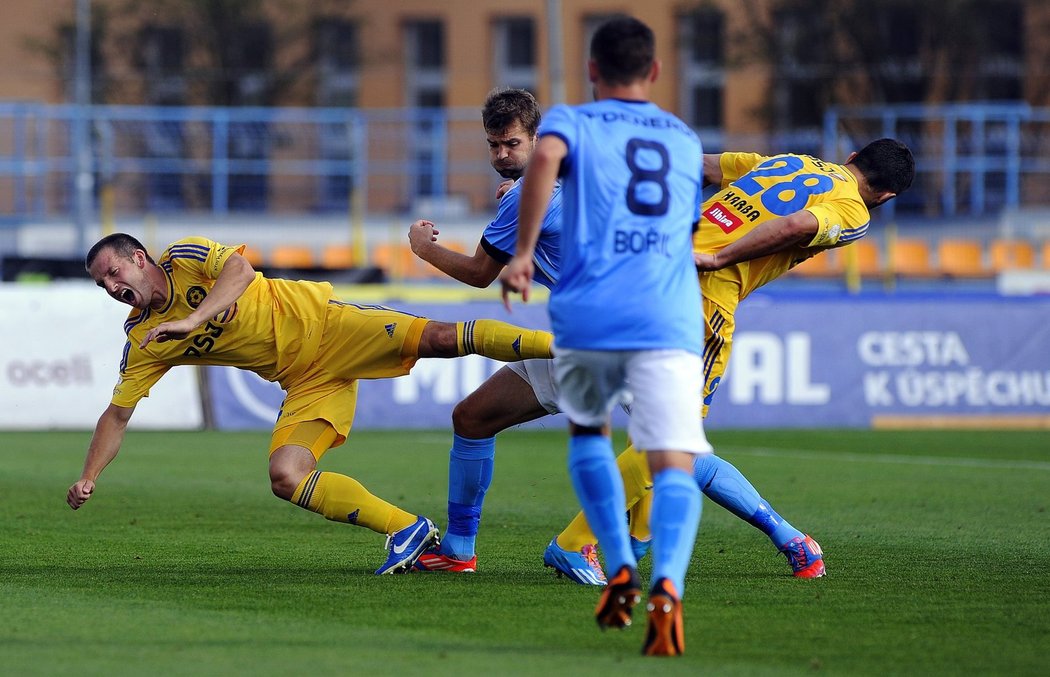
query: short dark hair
[
  {"left": 849, "top": 138, "right": 915, "bottom": 195},
  {"left": 589, "top": 15, "right": 655, "bottom": 86},
  {"left": 482, "top": 87, "right": 541, "bottom": 137},
  {"left": 85, "top": 232, "right": 154, "bottom": 270}
]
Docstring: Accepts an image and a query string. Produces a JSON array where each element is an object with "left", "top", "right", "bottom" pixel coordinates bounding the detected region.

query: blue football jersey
[
  {"left": 538, "top": 99, "right": 704, "bottom": 353},
  {"left": 481, "top": 179, "right": 562, "bottom": 290}
]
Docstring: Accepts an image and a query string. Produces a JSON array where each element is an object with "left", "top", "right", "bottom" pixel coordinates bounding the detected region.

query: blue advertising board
[
  {"left": 207, "top": 294, "right": 1050, "bottom": 431},
  {"left": 705, "top": 292, "right": 1050, "bottom": 428}
]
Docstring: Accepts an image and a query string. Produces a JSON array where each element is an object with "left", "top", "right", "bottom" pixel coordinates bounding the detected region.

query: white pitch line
[{"left": 726, "top": 447, "right": 1050, "bottom": 472}]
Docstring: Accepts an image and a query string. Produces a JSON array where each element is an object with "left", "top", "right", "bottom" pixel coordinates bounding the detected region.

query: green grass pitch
[{"left": 2, "top": 428, "right": 1048, "bottom": 675}]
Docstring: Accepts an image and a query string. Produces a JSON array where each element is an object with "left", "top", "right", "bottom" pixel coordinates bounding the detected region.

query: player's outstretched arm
[
  {"left": 68, "top": 403, "right": 135, "bottom": 510},
  {"left": 140, "top": 252, "right": 256, "bottom": 347},
  {"left": 696, "top": 209, "right": 819, "bottom": 271},
  {"left": 408, "top": 219, "right": 504, "bottom": 288}
]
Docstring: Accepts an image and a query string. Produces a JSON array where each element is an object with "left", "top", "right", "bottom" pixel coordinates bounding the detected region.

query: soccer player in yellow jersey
[
  {"left": 552, "top": 138, "right": 915, "bottom": 579},
  {"left": 66, "top": 233, "right": 554, "bottom": 575}
]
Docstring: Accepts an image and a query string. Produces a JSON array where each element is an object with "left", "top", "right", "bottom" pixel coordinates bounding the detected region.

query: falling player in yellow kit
[
  {"left": 67, "top": 233, "right": 554, "bottom": 575},
  {"left": 552, "top": 139, "right": 915, "bottom": 578}
]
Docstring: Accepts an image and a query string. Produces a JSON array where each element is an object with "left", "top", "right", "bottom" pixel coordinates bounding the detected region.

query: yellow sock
[
  {"left": 556, "top": 443, "right": 653, "bottom": 550},
  {"left": 291, "top": 471, "right": 416, "bottom": 535},
  {"left": 456, "top": 319, "right": 553, "bottom": 361}
]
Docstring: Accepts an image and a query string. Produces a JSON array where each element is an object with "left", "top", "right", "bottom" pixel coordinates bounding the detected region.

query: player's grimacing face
[
  {"left": 89, "top": 248, "right": 151, "bottom": 309},
  {"left": 486, "top": 121, "right": 536, "bottom": 179}
]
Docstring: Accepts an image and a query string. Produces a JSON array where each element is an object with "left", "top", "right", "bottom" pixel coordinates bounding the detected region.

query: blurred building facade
[
  {"left": 1, "top": 0, "right": 1049, "bottom": 220},
  {"left": 6, "top": 2, "right": 1050, "bottom": 125}
]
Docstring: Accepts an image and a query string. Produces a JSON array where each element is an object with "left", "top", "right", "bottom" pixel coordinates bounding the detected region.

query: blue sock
[
  {"left": 568, "top": 434, "right": 633, "bottom": 574},
  {"left": 695, "top": 454, "right": 803, "bottom": 548},
  {"left": 441, "top": 434, "right": 494, "bottom": 559},
  {"left": 650, "top": 468, "right": 702, "bottom": 595}
]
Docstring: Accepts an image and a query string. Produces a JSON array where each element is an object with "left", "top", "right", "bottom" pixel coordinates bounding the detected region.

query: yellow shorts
[
  {"left": 269, "top": 419, "right": 339, "bottom": 460},
  {"left": 270, "top": 301, "right": 429, "bottom": 451},
  {"left": 701, "top": 297, "right": 736, "bottom": 418}
]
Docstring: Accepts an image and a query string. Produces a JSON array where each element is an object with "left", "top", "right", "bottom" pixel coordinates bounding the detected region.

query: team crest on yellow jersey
[{"left": 186, "top": 286, "right": 207, "bottom": 308}]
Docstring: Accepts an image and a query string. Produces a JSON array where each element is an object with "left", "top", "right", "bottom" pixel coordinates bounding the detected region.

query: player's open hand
[
  {"left": 495, "top": 180, "right": 514, "bottom": 200},
  {"left": 140, "top": 318, "right": 199, "bottom": 348},
  {"left": 67, "top": 479, "right": 94, "bottom": 510},
  {"left": 408, "top": 219, "right": 439, "bottom": 256},
  {"left": 499, "top": 256, "right": 534, "bottom": 311}
]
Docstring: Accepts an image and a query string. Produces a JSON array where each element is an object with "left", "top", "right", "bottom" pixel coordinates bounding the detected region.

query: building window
[
  {"left": 404, "top": 20, "right": 447, "bottom": 197},
  {"left": 139, "top": 26, "right": 185, "bottom": 105},
  {"left": 581, "top": 14, "right": 619, "bottom": 101},
  {"left": 231, "top": 22, "right": 273, "bottom": 105},
  {"left": 316, "top": 18, "right": 359, "bottom": 107},
  {"left": 678, "top": 10, "right": 725, "bottom": 131},
  {"left": 408, "top": 20, "right": 445, "bottom": 70},
  {"left": 314, "top": 19, "right": 360, "bottom": 211},
  {"left": 405, "top": 20, "right": 446, "bottom": 107},
  {"left": 136, "top": 27, "right": 187, "bottom": 210},
  {"left": 772, "top": 9, "right": 823, "bottom": 130},
  {"left": 492, "top": 17, "right": 537, "bottom": 92},
  {"left": 60, "top": 25, "right": 105, "bottom": 103},
  {"left": 872, "top": 6, "right": 926, "bottom": 104},
  {"left": 974, "top": 1, "right": 1023, "bottom": 100}
]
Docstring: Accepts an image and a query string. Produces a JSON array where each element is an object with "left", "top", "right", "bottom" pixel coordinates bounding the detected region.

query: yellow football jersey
[
  {"left": 696, "top": 152, "right": 871, "bottom": 312},
  {"left": 112, "top": 237, "right": 332, "bottom": 408}
]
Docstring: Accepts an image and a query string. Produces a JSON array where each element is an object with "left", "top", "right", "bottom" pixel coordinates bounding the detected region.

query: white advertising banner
[{"left": 0, "top": 283, "right": 202, "bottom": 430}]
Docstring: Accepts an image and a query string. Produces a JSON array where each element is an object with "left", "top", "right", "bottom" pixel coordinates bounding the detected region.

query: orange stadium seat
[
  {"left": 441, "top": 240, "right": 469, "bottom": 255},
  {"left": 840, "top": 240, "right": 882, "bottom": 277},
  {"left": 790, "top": 249, "right": 843, "bottom": 277},
  {"left": 269, "top": 244, "right": 315, "bottom": 269},
  {"left": 240, "top": 246, "right": 265, "bottom": 268},
  {"left": 888, "top": 238, "right": 933, "bottom": 277},
  {"left": 937, "top": 239, "right": 990, "bottom": 278},
  {"left": 372, "top": 241, "right": 471, "bottom": 280},
  {"left": 372, "top": 243, "right": 430, "bottom": 280},
  {"left": 320, "top": 244, "right": 355, "bottom": 269},
  {"left": 990, "top": 239, "right": 1035, "bottom": 272}
]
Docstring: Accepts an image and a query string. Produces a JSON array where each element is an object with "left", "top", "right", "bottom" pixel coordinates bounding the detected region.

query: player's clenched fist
[
  {"left": 67, "top": 479, "right": 95, "bottom": 510},
  {"left": 407, "top": 219, "right": 439, "bottom": 256}
]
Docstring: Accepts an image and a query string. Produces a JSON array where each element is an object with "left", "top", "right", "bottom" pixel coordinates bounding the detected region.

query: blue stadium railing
[
  {"left": 824, "top": 102, "right": 1050, "bottom": 220},
  {"left": 1, "top": 101, "right": 1049, "bottom": 221}
]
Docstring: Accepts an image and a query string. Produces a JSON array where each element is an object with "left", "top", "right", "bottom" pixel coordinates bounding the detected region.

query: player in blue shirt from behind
[{"left": 501, "top": 16, "right": 709, "bottom": 657}]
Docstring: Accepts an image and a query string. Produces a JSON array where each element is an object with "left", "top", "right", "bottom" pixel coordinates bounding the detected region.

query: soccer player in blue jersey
[
  {"left": 501, "top": 16, "right": 708, "bottom": 656},
  {"left": 408, "top": 87, "right": 568, "bottom": 574}
]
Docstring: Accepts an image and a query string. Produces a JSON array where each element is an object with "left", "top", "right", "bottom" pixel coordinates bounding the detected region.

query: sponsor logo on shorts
[{"left": 385, "top": 323, "right": 396, "bottom": 337}]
